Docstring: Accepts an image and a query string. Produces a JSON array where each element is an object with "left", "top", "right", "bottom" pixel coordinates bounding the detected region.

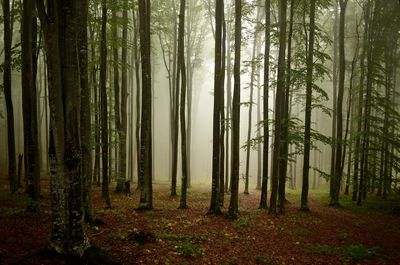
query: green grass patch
[
  {"left": 305, "top": 244, "right": 336, "bottom": 255},
  {"left": 179, "top": 243, "right": 204, "bottom": 258},
  {"left": 294, "top": 228, "right": 312, "bottom": 238},
  {"left": 233, "top": 217, "right": 254, "bottom": 229},
  {"left": 339, "top": 244, "right": 378, "bottom": 262},
  {"left": 305, "top": 244, "right": 380, "bottom": 262},
  {"left": 155, "top": 231, "right": 179, "bottom": 240},
  {"left": 255, "top": 255, "right": 275, "bottom": 265}
]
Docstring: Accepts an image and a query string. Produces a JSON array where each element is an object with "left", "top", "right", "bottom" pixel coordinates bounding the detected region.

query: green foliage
[
  {"left": 294, "top": 228, "right": 312, "bottom": 238},
  {"left": 306, "top": 244, "right": 380, "bottom": 262},
  {"left": 339, "top": 245, "right": 378, "bottom": 262},
  {"left": 305, "top": 245, "right": 336, "bottom": 255},
  {"left": 155, "top": 231, "right": 179, "bottom": 240},
  {"left": 179, "top": 243, "right": 204, "bottom": 258},
  {"left": 233, "top": 217, "right": 254, "bottom": 229},
  {"left": 255, "top": 255, "right": 275, "bottom": 265}
]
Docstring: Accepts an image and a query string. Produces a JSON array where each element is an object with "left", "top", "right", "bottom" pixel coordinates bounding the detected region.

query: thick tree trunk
[
  {"left": 269, "top": 0, "right": 287, "bottom": 215},
  {"left": 138, "top": 0, "right": 153, "bottom": 210},
  {"left": 77, "top": 0, "right": 93, "bottom": 223},
  {"left": 330, "top": 0, "right": 348, "bottom": 207},
  {"left": 36, "top": 0, "right": 90, "bottom": 256}
]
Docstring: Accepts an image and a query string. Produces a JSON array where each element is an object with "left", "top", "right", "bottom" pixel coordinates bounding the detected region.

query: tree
[
  {"left": 2, "top": 0, "right": 17, "bottom": 194},
  {"left": 21, "top": 0, "right": 40, "bottom": 212},
  {"left": 330, "top": 0, "right": 348, "bottom": 207},
  {"left": 244, "top": 0, "right": 262, "bottom": 195},
  {"left": 209, "top": 0, "right": 224, "bottom": 215},
  {"left": 300, "top": 0, "right": 316, "bottom": 211},
  {"left": 177, "top": 0, "right": 188, "bottom": 209},
  {"left": 259, "top": 0, "right": 270, "bottom": 210},
  {"left": 79, "top": 0, "right": 93, "bottom": 222},
  {"left": 100, "top": 0, "right": 111, "bottom": 208},
  {"left": 36, "top": 0, "right": 90, "bottom": 255},
  {"left": 228, "top": 0, "right": 241, "bottom": 219},
  {"left": 269, "top": 0, "right": 287, "bottom": 215},
  {"left": 111, "top": 0, "right": 129, "bottom": 193},
  {"left": 138, "top": 0, "right": 153, "bottom": 210}
]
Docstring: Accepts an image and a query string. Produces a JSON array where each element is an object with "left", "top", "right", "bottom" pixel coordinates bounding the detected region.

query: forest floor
[{"left": 0, "top": 181, "right": 400, "bottom": 265}]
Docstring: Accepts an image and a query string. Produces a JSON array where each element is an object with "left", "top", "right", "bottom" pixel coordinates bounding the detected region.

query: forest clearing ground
[{"left": 0, "top": 181, "right": 399, "bottom": 265}]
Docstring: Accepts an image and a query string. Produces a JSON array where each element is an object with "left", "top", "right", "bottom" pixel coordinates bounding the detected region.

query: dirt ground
[{"left": 0, "top": 182, "right": 399, "bottom": 265}]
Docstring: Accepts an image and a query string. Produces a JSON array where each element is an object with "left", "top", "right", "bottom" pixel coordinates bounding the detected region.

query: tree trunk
[
  {"left": 301, "top": 0, "right": 316, "bottom": 211},
  {"left": 36, "top": 0, "right": 90, "bottom": 256},
  {"left": 330, "top": 0, "right": 347, "bottom": 207},
  {"left": 78, "top": 0, "right": 93, "bottom": 223},
  {"left": 178, "top": 0, "right": 188, "bottom": 209},
  {"left": 132, "top": 7, "right": 142, "bottom": 190},
  {"left": 3, "top": 0, "right": 17, "bottom": 194},
  {"left": 228, "top": 0, "right": 241, "bottom": 219},
  {"left": 22, "top": 0, "right": 40, "bottom": 212},
  {"left": 269, "top": 0, "right": 287, "bottom": 215},
  {"left": 330, "top": 0, "right": 338, "bottom": 198},
  {"left": 259, "top": 0, "right": 270, "bottom": 210},
  {"left": 118, "top": 0, "right": 129, "bottom": 194},
  {"left": 100, "top": 0, "right": 111, "bottom": 208},
  {"left": 138, "top": 0, "right": 153, "bottom": 210},
  {"left": 209, "top": 0, "right": 224, "bottom": 215}
]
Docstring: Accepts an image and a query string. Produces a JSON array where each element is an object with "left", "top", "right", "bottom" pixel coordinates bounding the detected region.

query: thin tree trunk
[
  {"left": 259, "top": 0, "right": 270, "bottom": 210},
  {"left": 228, "top": 0, "right": 241, "bottom": 219},
  {"left": 22, "top": 0, "right": 40, "bottom": 211},
  {"left": 178, "top": 0, "right": 188, "bottom": 209},
  {"left": 3, "top": 0, "right": 17, "bottom": 194},
  {"left": 100, "top": 0, "right": 111, "bottom": 208},
  {"left": 301, "top": 0, "right": 316, "bottom": 211},
  {"left": 244, "top": 1, "right": 262, "bottom": 195},
  {"left": 118, "top": 0, "right": 129, "bottom": 194}
]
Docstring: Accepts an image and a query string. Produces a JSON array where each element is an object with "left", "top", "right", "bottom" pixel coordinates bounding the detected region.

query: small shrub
[
  {"left": 180, "top": 243, "right": 204, "bottom": 258},
  {"left": 255, "top": 255, "right": 275, "bottom": 265},
  {"left": 305, "top": 245, "right": 336, "bottom": 255},
  {"left": 339, "top": 244, "right": 377, "bottom": 262},
  {"left": 233, "top": 217, "right": 254, "bottom": 229},
  {"left": 337, "top": 232, "right": 349, "bottom": 241},
  {"left": 155, "top": 231, "right": 179, "bottom": 240},
  {"left": 294, "top": 228, "right": 312, "bottom": 238}
]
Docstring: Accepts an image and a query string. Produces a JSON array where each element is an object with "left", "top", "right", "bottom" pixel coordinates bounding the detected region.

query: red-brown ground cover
[{"left": 0, "top": 182, "right": 399, "bottom": 265}]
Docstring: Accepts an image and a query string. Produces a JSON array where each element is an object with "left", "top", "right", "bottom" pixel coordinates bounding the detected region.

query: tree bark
[
  {"left": 330, "top": 0, "right": 348, "bottom": 207},
  {"left": 3, "top": 0, "right": 17, "bottom": 194},
  {"left": 138, "top": 0, "right": 153, "bottom": 210},
  {"left": 22, "top": 0, "right": 40, "bottom": 212},
  {"left": 36, "top": 0, "right": 90, "bottom": 256},
  {"left": 209, "top": 0, "right": 224, "bottom": 215},
  {"left": 178, "top": 0, "right": 188, "bottom": 209},
  {"left": 100, "top": 0, "right": 111, "bottom": 208},
  {"left": 269, "top": 0, "right": 287, "bottom": 215},
  {"left": 259, "top": 0, "right": 270, "bottom": 210},
  {"left": 228, "top": 0, "right": 241, "bottom": 219},
  {"left": 301, "top": 0, "right": 316, "bottom": 211}
]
